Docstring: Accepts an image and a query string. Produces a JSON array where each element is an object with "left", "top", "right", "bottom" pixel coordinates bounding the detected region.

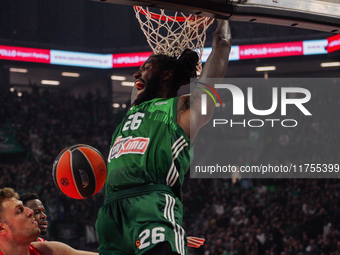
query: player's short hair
[
  {"left": 19, "top": 193, "right": 40, "bottom": 206},
  {"left": 0, "top": 187, "right": 20, "bottom": 220},
  {"left": 151, "top": 48, "right": 199, "bottom": 89}
]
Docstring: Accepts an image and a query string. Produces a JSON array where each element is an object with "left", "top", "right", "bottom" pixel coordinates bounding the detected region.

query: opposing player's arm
[
  {"left": 179, "top": 20, "right": 231, "bottom": 140},
  {"left": 32, "top": 241, "right": 99, "bottom": 255}
]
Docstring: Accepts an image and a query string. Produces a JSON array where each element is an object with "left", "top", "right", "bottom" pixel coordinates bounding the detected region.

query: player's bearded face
[{"left": 134, "top": 71, "right": 163, "bottom": 105}]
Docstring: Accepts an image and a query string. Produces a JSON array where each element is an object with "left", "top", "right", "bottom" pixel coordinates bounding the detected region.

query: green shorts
[{"left": 95, "top": 184, "right": 188, "bottom": 255}]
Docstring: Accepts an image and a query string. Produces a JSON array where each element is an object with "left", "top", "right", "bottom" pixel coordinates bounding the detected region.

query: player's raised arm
[
  {"left": 200, "top": 20, "right": 232, "bottom": 79},
  {"left": 187, "top": 20, "right": 232, "bottom": 140}
]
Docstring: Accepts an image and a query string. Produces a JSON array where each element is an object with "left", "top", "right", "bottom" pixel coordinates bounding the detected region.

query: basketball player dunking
[{"left": 96, "top": 19, "right": 231, "bottom": 255}]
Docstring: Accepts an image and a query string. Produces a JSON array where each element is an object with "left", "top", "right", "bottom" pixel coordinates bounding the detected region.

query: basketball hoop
[{"left": 134, "top": 6, "right": 214, "bottom": 72}]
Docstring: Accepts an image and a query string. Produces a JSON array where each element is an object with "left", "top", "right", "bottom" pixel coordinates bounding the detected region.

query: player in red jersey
[{"left": 0, "top": 187, "right": 97, "bottom": 255}]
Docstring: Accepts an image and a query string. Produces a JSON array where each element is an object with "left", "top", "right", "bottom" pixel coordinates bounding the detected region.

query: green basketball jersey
[{"left": 106, "top": 97, "right": 191, "bottom": 200}]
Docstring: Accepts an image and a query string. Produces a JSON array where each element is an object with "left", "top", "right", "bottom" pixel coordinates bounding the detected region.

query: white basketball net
[{"left": 134, "top": 6, "right": 214, "bottom": 72}]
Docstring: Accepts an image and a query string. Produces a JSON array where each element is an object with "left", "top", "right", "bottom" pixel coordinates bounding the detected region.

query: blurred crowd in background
[{"left": 1, "top": 82, "right": 339, "bottom": 254}]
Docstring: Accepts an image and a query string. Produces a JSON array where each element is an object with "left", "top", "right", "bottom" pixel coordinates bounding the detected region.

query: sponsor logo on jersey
[{"left": 108, "top": 136, "right": 149, "bottom": 161}]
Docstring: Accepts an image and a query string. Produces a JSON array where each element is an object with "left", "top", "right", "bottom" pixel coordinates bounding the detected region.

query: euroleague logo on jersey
[{"left": 108, "top": 136, "right": 149, "bottom": 162}]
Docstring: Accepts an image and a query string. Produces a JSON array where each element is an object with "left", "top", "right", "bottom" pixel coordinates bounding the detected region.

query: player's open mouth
[
  {"left": 135, "top": 80, "right": 145, "bottom": 97},
  {"left": 40, "top": 221, "right": 48, "bottom": 229}
]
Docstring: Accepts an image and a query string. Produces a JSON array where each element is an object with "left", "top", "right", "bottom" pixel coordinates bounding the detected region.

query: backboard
[{"left": 92, "top": 0, "right": 340, "bottom": 33}]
